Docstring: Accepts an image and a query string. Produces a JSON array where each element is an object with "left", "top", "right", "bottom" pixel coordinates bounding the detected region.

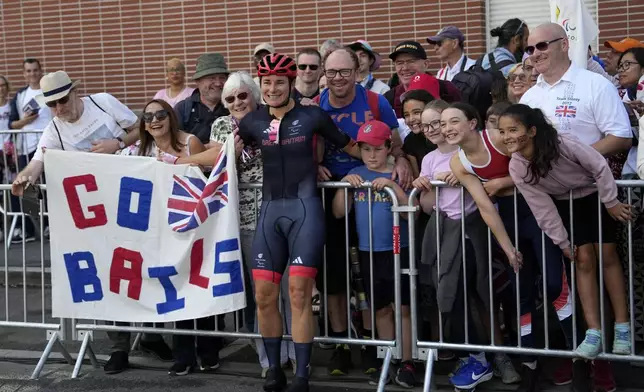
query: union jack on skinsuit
[{"left": 167, "top": 137, "right": 233, "bottom": 232}]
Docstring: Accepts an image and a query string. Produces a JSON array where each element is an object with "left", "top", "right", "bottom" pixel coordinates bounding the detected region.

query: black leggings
[{"left": 497, "top": 194, "right": 574, "bottom": 353}]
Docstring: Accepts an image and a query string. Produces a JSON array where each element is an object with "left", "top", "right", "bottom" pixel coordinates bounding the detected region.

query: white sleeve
[
  {"left": 519, "top": 87, "right": 538, "bottom": 108},
  {"left": 592, "top": 79, "right": 632, "bottom": 139},
  {"left": 92, "top": 93, "right": 138, "bottom": 130},
  {"left": 32, "top": 122, "right": 62, "bottom": 162}
]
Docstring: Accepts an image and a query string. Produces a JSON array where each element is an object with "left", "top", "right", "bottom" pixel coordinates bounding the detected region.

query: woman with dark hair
[
  {"left": 119, "top": 99, "right": 204, "bottom": 160},
  {"left": 448, "top": 102, "right": 576, "bottom": 391},
  {"left": 617, "top": 47, "right": 644, "bottom": 104},
  {"left": 481, "top": 18, "right": 529, "bottom": 77},
  {"left": 401, "top": 89, "right": 437, "bottom": 175},
  {"left": 501, "top": 104, "right": 633, "bottom": 384}
]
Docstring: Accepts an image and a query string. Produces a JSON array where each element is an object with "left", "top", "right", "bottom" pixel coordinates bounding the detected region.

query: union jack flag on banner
[
  {"left": 555, "top": 105, "right": 577, "bottom": 118},
  {"left": 167, "top": 145, "right": 230, "bottom": 232}
]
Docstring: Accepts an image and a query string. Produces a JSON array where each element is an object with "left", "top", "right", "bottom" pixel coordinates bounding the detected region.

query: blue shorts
[{"left": 251, "top": 197, "right": 325, "bottom": 283}]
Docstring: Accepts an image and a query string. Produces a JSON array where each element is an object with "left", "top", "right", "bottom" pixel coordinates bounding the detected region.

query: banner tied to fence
[{"left": 45, "top": 136, "right": 246, "bottom": 322}]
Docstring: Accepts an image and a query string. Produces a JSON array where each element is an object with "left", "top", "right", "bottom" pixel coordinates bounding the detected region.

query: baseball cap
[
  {"left": 347, "top": 40, "right": 382, "bottom": 71},
  {"left": 389, "top": 41, "right": 427, "bottom": 61},
  {"left": 604, "top": 38, "right": 644, "bottom": 53},
  {"left": 400, "top": 73, "right": 441, "bottom": 102},
  {"left": 427, "top": 26, "right": 465, "bottom": 45},
  {"left": 253, "top": 43, "right": 275, "bottom": 55},
  {"left": 357, "top": 120, "right": 392, "bottom": 146}
]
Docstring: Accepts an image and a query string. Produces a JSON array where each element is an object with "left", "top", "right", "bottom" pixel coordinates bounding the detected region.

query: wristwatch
[{"left": 116, "top": 137, "right": 125, "bottom": 149}]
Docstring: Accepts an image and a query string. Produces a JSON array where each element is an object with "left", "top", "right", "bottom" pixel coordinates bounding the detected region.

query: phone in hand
[{"left": 21, "top": 183, "right": 43, "bottom": 219}]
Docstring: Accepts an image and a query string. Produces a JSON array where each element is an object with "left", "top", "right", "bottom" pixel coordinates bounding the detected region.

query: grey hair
[
  {"left": 319, "top": 39, "right": 342, "bottom": 58},
  {"left": 221, "top": 71, "right": 261, "bottom": 110}
]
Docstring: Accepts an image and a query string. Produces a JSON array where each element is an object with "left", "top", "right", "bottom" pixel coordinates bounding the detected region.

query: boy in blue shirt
[{"left": 332, "top": 120, "right": 416, "bottom": 388}]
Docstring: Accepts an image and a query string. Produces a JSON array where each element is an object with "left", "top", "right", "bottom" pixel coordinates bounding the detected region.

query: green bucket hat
[{"left": 192, "top": 53, "right": 229, "bottom": 80}]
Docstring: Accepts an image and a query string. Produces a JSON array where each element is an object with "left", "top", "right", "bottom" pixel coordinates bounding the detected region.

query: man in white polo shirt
[
  {"left": 520, "top": 23, "right": 631, "bottom": 392},
  {"left": 520, "top": 23, "right": 632, "bottom": 156}
]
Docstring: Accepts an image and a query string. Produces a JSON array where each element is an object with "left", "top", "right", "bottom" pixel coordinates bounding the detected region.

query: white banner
[
  {"left": 45, "top": 136, "right": 246, "bottom": 322},
  {"left": 551, "top": 0, "right": 599, "bottom": 69}
]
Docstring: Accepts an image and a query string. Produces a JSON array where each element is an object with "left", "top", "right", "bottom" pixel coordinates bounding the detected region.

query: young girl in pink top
[{"left": 501, "top": 104, "right": 633, "bottom": 361}]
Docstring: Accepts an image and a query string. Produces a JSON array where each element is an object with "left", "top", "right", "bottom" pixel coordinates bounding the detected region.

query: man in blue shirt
[{"left": 315, "top": 47, "right": 412, "bottom": 376}]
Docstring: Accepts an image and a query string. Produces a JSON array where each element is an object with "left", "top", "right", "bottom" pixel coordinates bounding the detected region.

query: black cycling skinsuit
[{"left": 238, "top": 102, "right": 351, "bottom": 283}]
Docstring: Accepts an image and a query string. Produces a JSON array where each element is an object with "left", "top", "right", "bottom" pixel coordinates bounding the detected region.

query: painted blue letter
[
  {"left": 117, "top": 177, "right": 153, "bottom": 232},
  {"left": 213, "top": 238, "right": 244, "bottom": 297},
  {"left": 64, "top": 252, "right": 104, "bottom": 303},
  {"left": 148, "top": 266, "right": 185, "bottom": 314}
]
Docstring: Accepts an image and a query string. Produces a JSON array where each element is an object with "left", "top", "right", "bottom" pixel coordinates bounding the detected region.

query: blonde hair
[{"left": 424, "top": 99, "right": 450, "bottom": 113}]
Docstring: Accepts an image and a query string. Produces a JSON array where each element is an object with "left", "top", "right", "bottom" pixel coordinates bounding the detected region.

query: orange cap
[{"left": 604, "top": 38, "right": 644, "bottom": 53}]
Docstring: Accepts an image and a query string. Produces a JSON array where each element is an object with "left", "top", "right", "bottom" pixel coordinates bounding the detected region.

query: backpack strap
[
  {"left": 52, "top": 120, "right": 65, "bottom": 151},
  {"left": 459, "top": 57, "right": 468, "bottom": 73},
  {"left": 366, "top": 90, "right": 380, "bottom": 121},
  {"left": 365, "top": 76, "right": 377, "bottom": 91},
  {"left": 88, "top": 95, "right": 107, "bottom": 113}
]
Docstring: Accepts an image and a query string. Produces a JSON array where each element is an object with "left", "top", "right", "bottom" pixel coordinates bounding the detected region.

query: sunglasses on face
[
  {"left": 224, "top": 92, "right": 249, "bottom": 104},
  {"left": 298, "top": 64, "right": 319, "bottom": 71},
  {"left": 45, "top": 95, "right": 71, "bottom": 108},
  {"left": 142, "top": 109, "right": 169, "bottom": 123},
  {"left": 525, "top": 37, "right": 564, "bottom": 55},
  {"left": 508, "top": 74, "right": 528, "bottom": 83}
]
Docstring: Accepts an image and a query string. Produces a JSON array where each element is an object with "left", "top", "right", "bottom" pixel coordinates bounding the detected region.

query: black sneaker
[
  {"left": 286, "top": 376, "right": 309, "bottom": 392},
  {"left": 360, "top": 345, "right": 379, "bottom": 374},
  {"left": 394, "top": 361, "right": 416, "bottom": 389},
  {"left": 368, "top": 365, "right": 392, "bottom": 386},
  {"left": 104, "top": 351, "right": 129, "bottom": 374},
  {"left": 139, "top": 339, "right": 173, "bottom": 362},
  {"left": 168, "top": 362, "right": 193, "bottom": 376},
  {"left": 199, "top": 354, "right": 220, "bottom": 372},
  {"left": 328, "top": 345, "right": 353, "bottom": 375},
  {"left": 263, "top": 366, "right": 287, "bottom": 392},
  {"left": 517, "top": 365, "right": 540, "bottom": 391},
  {"left": 571, "top": 360, "right": 592, "bottom": 392}
]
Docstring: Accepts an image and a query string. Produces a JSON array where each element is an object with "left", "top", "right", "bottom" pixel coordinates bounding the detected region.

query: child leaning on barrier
[
  {"left": 332, "top": 120, "right": 418, "bottom": 388},
  {"left": 502, "top": 104, "right": 634, "bottom": 361},
  {"left": 411, "top": 104, "right": 496, "bottom": 391}
]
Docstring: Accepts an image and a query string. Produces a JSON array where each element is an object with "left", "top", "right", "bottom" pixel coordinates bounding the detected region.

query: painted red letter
[
  {"left": 62, "top": 174, "right": 107, "bottom": 229},
  {"left": 110, "top": 247, "right": 143, "bottom": 300},
  {"left": 189, "top": 239, "right": 209, "bottom": 289}
]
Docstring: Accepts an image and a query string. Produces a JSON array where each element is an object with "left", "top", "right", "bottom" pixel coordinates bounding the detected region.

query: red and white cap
[{"left": 357, "top": 120, "right": 392, "bottom": 146}]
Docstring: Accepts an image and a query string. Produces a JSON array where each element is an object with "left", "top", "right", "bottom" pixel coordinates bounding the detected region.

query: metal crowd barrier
[
  {"left": 2, "top": 177, "right": 644, "bottom": 391},
  {"left": 411, "top": 181, "right": 644, "bottom": 391}
]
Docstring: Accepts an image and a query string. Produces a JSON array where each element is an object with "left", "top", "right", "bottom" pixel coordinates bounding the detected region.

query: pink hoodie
[{"left": 508, "top": 134, "right": 619, "bottom": 250}]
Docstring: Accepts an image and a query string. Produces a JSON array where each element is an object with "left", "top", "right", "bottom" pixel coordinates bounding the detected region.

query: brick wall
[
  {"left": 1, "top": 0, "right": 642, "bottom": 111},
  {"left": 0, "top": 0, "right": 485, "bottom": 109},
  {"left": 598, "top": 0, "right": 644, "bottom": 56}
]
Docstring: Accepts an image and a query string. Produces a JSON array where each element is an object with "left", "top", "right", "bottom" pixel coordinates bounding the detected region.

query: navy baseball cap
[
  {"left": 427, "top": 26, "right": 465, "bottom": 44},
  {"left": 389, "top": 41, "right": 427, "bottom": 60}
]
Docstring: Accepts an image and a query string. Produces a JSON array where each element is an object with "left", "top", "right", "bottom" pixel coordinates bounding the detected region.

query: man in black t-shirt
[{"left": 293, "top": 48, "right": 322, "bottom": 102}]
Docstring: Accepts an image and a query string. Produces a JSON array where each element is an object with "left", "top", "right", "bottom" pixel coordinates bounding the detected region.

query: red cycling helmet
[{"left": 257, "top": 53, "right": 297, "bottom": 80}]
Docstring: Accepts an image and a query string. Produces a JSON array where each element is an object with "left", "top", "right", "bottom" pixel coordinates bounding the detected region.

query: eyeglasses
[
  {"left": 508, "top": 73, "right": 528, "bottom": 83},
  {"left": 395, "top": 58, "right": 421, "bottom": 68},
  {"left": 45, "top": 95, "right": 71, "bottom": 108},
  {"left": 167, "top": 67, "right": 184, "bottom": 73},
  {"left": 324, "top": 68, "right": 353, "bottom": 79},
  {"left": 525, "top": 37, "right": 564, "bottom": 55},
  {"left": 298, "top": 64, "right": 319, "bottom": 71},
  {"left": 224, "top": 92, "right": 249, "bottom": 104},
  {"left": 421, "top": 120, "right": 441, "bottom": 133},
  {"left": 618, "top": 60, "right": 640, "bottom": 73},
  {"left": 142, "top": 109, "right": 169, "bottom": 123}
]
